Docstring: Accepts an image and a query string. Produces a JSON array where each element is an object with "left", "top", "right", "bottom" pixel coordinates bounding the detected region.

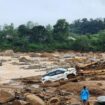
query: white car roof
[
  {"left": 68, "top": 68, "right": 76, "bottom": 70},
  {"left": 48, "top": 68, "right": 67, "bottom": 73},
  {"left": 43, "top": 68, "right": 67, "bottom": 77}
]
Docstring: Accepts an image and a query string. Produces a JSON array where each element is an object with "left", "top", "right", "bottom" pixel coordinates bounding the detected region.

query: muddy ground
[{"left": 0, "top": 50, "right": 105, "bottom": 105}]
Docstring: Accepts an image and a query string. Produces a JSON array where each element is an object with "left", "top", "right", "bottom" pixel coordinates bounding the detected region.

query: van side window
[
  {"left": 48, "top": 71, "right": 56, "bottom": 76},
  {"left": 56, "top": 70, "right": 65, "bottom": 74}
]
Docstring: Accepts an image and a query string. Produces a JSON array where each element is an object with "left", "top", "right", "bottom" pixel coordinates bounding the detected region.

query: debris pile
[
  {"left": 77, "top": 60, "right": 105, "bottom": 70},
  {"left": 0, "top": 90, "right": 15, "bottom": 104},
  {"left": 0, "top": 51, "right": 105, "bottom": 105}
]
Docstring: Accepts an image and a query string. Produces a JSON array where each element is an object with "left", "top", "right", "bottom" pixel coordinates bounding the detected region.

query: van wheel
[
  {"left": 67, "top": 74, "right": 75, "bottom": 79},
  {"left": 45, "top": 80, "right": 52, "bottom": 84}
]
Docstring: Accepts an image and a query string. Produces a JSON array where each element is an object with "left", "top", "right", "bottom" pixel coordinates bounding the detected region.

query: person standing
[{"left": 80, "top": 86, "right": 90, "bottom": 105}]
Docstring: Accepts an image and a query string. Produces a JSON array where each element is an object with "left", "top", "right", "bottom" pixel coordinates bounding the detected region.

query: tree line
[{"left": 0, "top": 18, "right": 105, "bottom": 52}]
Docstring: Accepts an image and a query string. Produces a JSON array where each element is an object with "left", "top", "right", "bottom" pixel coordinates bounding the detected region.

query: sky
[{"left": 0, "top": 0, "right": 105, "bottom": 26}]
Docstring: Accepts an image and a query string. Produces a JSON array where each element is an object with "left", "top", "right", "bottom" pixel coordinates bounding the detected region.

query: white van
[{"left": 41, "top": 68, "right": 76, "bottom": 83}]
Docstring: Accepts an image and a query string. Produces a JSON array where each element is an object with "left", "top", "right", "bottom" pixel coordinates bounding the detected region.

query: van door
[
  {"left": 48, "top": 71, "right": 57, "bottom": 81},
  {"left": 55, "top": 70, "right": 65, "bottom": 80}
]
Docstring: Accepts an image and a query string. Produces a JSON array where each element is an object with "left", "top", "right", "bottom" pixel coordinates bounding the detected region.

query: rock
[
  {"left": 25, "top": 93, "right": 45, "bottom": 105},
  {"left": 0, "top": 90, "right": 15, "bottom": 104},
  {"left": 13, "top": 100, "right": 30, "bottom": 105},
  {"left": 97, "top": 96, "right": 105, "bottom": 103},
  {"left": 90, "top": 89, "right": 104, "bottom": 96}
]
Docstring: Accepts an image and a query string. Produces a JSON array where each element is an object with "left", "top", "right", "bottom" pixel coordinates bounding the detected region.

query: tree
[
  {"left": 26, "top": 21, "right": 35, "bottom": 29},
  {"left": 97, "top": 30, "right": 105, "bottom": 51},
  {"left": 70, "top": 18, "right": 105, "bottom": 34},
  {"left": 53, "top": 19, "right": 70, "bottom": 41},
  {"left": 46, "top": 24, "right": 53, "bottom": 32},
  {"left": 3, "top": 23, "right": 15, "bottom": 36},
  {"left": 45, "top": 24, "right": 53, "bottom": 43},
  {"left": 18, "top": 24, "right": 31, "bottom": 39},
  {"left": 31, "top": 25, "right": 48, "bottom": 43},
  {"left": 72, "top": 36, "right": 91, "bottom": 51},
  {"left": 18, "top": 25, "right": 27, "bottom": 36}
]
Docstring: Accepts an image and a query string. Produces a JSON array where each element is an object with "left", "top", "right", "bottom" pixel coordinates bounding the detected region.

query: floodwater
[{"left": 0, "top": 56, "right": 45, "bottom": 84}]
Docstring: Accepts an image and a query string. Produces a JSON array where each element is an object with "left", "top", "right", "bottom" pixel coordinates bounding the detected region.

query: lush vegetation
[{"left": 1, "top": 18, "right": 105, "bottom": 52}]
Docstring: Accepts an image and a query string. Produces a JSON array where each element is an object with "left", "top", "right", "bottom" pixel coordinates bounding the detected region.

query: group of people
[{"left": 80, "top": 86, "right": 90, "bottom": 105}]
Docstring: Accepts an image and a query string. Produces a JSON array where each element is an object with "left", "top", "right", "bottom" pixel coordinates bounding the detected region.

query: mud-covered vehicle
[{"left": 41, "top": 68, "right": 76, "bottom": 83}]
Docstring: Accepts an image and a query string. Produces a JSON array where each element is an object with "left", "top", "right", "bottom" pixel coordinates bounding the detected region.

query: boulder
[
  {"left": 0, "top": 90, "right": 15, "bottom": 104},
  {"left": 25, "top": 93, "right": 45, "bottom": 105}
]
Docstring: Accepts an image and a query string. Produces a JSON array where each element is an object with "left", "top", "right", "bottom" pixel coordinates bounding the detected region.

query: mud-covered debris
[
  {"left": 77, "top": 60, "right": 105, "bottom": 70},
  {"left": 91, "top": 77, "right": 105, "bottom": 81},
  {"left": 26, "top": 64, "right": 41, "bottom": 69},
  {"left": 0, "top": 60, "right": 2, "bottom": 66},
  {"left": 13, "top": 100, "right": 30, "bottom": 105},
  {"left": 65, "top": 97, "right": 81, "bottom": 105},
  {"left": 0, "top": 90, "right": 15, "bottom": 104},
  {"left": 90, "top": 89, "right": 104, "bottom": 96},
  {"left": 40, "top": 52, "right": 53, "bottom": 58},
  {"left": 19, "top": 57, "right": 30, "bottom": 63},
  {"left": 20, "top": 76, "right": 41, "bottom": 84},
  {"left": 41, "top": 82, "right": 60, "bottom": 87},
  {"left": 4, "top": 50, "right": 14, "bottom": 56},
  {"left": 29, "top": 53, "right": 41, "bottom": 57},
  {"left": 47, "top": 97, "right": 60, "bottom": 105}
]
